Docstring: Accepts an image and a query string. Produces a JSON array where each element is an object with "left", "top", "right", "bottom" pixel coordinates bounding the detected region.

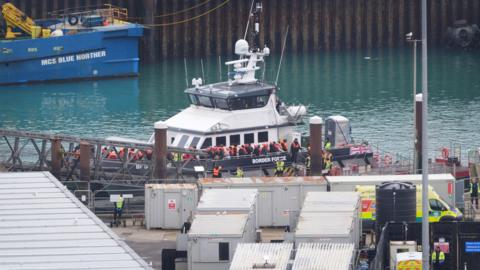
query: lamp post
[{"left": 406, "top": 32, "right": 421, "bottom": 174}]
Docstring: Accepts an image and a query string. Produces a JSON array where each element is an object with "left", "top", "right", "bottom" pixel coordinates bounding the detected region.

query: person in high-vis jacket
[
  {"left": 275, "top": 160, "right": 285, "bottom": 176},
  {"left": 431, "top": 245, "right": 445, "bottom": 270},
  {"left": 235, "top": 166, "right": 244, "bottom": 178},
  {"left": 113, "top": 194, "right": 125, "bottom": 227},
  {"left": 324, "top": 137, "right": 332, "bottom": 150},
  {"left": 470, "top": 178, "right": 479, "bottom": 209}
]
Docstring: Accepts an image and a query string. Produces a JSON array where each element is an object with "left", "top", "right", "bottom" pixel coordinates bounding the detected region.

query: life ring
[
  {"left": 384, "top": 154, "right": 392, "bottom": 165},
  {"left": 441, "top": 147, "right": 450, "bottom": 159},
  {"left": 68, "top": 15, "right": 79, "bottom": 26}
]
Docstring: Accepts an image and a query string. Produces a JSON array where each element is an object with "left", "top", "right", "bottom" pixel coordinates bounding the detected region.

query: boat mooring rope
[{"left": 144, "top": 0, "right": 231, "bottom": 27}]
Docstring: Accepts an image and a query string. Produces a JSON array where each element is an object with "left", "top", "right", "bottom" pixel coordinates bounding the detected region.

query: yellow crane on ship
[{"left": 1, "top": 2, "right": 44, "bottom": 39}]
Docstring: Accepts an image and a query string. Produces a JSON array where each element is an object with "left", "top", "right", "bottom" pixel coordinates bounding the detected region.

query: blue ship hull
[{"left": 0, "top": 24, "right": 143, "bottom": 84}]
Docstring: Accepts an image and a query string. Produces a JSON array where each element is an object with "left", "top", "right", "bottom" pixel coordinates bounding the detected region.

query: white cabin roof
[
  {"left": 165, "top": 99, "right": 287, "bottom": 134},
  {"left": 327, "top": 174, "right": 455, "bottom": 184},
  {"left": 230, "top": 243, "right": 293, "bottom": 270},
  {"left": 292, "top": 243, "right": 354, "bottom": 270},
  {"left": 188, "top": 213, "right": 249, "bottom": 237},
  {"left": 0, "top": 172, "right": 151, "bottom": 270}
]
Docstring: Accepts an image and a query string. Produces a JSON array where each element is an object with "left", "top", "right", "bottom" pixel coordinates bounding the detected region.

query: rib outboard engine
[{"left": 446, "top": 20, "right": 480, "bottom": 49}]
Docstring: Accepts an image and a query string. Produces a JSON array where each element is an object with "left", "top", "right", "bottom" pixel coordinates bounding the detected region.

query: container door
[
  {"left": 164, "top": 192, "right": 181, "bottom": 228},
  {"left": 258, "top": 191, "right": 273, "bottom": 226}
]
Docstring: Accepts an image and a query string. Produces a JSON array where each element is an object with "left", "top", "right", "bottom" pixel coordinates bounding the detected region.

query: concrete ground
[
  {"left": 111, "top": 223, "right": 177, "bottom": 269},
  {"left": 110, "top": 220, "right": 286, "bottom": 270}
]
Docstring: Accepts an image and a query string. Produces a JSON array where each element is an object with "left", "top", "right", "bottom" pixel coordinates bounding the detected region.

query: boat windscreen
[
  {"left": 213, "top": 98, "right": 229, "bottom": 110},
  {"left": 197, "top": 95, "right": 213, "bottom": 107},
  {"left": 188, "top": 94, "right": 199, "bottom": 105},
  {"left": 229, "top": 95, "right": 269, "bottom": 110}
]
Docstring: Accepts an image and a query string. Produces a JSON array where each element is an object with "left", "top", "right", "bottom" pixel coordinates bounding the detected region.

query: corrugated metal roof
[
  {"left": 295, "top": 212, "right": 354, "bottom": 237},
  {"left": 197, "top": 189, "right": 257, "bottom": 211},
  {"left": 0, "top": 172, "right": 152, "bottom": 270},
  {"left": 188, "top": 213, "right": 248, "bottom": 237},
  {"left": 327, "top": 173, "right": 454, "bottom": 183},
  {"left": 200, "top": 176, "right": 327, "bottom": 186},
  {"left": 145, "top": 183, "right": 197, "bottom": 190},
  {"left": 229, "top": 243, "right": 293, "bottom": 270},
  {"left": 292, "top": 243, "right": 354, "bottom": 270}
]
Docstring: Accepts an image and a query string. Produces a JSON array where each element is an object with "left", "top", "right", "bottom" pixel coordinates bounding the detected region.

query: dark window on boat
[
  {"left": 244, "top": 133, "right": 254, "bottom": 144},
  {"left": 190, "top": 137, "right": 201, "bottom": 148},
  {"left": 170, "top": 137, "right": 175, "bottom": 144},
  {"left": 213, "top": 98, "right": 229, "bottom": 110},
  {"left": 230, "top": 134, "right": 240, "bottom": 146},
  {"left": 258, "top": 131, "right": 269, "bottom": 143},
  {"left": 197, "top": 95, "right": 213, "bottom": 107},
  {"left": 188, "top": 94, "right": 199, "bottom": 105},
  {"left": 201, "top": 138, "right": 212, "bottom": 149},
  {"left": 229, "top": 95, "right": 269, "bottom": 110},
  {"left": 215, "top": 136, "right": 226, "bottom": 146},
  {"left": 177, "top": 135, "right": 189, "bottom": 148},
  {"left": 218, "top": 242, "right": 230, "bottom": 261}
]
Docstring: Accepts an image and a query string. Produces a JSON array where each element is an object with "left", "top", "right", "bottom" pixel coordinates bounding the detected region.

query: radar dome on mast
[{"left": 235, "top": 39, "right": 249, "bottom": 55}]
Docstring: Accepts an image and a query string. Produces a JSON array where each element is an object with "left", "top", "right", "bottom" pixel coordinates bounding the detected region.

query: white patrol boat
[{"left": 149, "top": 3, "right": 306, "bottom": 154}]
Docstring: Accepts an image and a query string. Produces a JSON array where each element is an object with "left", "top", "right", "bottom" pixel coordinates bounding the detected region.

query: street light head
[{"left": 406, "top": 32, "right": 413, "bottom": 40}]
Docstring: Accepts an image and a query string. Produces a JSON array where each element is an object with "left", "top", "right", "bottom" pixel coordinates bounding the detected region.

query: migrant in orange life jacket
[
  {"left": 108, "top": 151, "right": 118, "bottom": 160},
  {"left": 135, "top": 150, "right": 144, "bottom": 160},
  {"left": 118, "top": 148, "right": 125, "bottom": 158},
  {"left": 280, "top": 140, "right": 288, "bottom": 151},
  {"left": 128, "top": 148, "right": 135, "bottom": 158},
  {"left": 212, "top": 166, "right": 222, "bottom": 178}
]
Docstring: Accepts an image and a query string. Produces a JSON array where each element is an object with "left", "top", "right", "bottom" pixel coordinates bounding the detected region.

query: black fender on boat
[{"left": 446, "top": 20, "right": 480, "bottom": 49}]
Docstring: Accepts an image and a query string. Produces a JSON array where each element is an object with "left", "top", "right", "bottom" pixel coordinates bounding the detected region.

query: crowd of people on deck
[{"left": 102, "top": 147, "right": 153, "bottom": 161}]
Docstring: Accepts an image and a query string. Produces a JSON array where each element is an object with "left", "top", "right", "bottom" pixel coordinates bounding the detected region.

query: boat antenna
[
  {"left": 201, "top": 59, "right": 205, "bottom": 83},
  {"left": 275, "top": 25, "right": 289, "bottom": 86},
  {"left": 243, "top": 0, "right": 256, "bottom": 40},
  {"left": 184, "top": 57, "right": 189, "bottom": 87}
]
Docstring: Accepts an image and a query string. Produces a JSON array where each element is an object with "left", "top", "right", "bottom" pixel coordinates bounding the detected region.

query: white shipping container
[
  {"left": 199, "top": 177, "right": 327, "bottom": 227},
  {"left": 188, "top": 213, "right": 256, "bottom": 270},
  {"left": 145, "top": 184, "right": 198, "bottom": 229}
]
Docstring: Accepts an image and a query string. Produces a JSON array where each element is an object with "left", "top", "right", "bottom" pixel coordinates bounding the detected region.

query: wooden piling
[
  {"left": 80, "top": 141, "right": 91, "bottom": 181},
  {"left": 366, "top": 0, "right": 374, "bottom": 49},
  {"left": 323, "top": 0, "right": 332, "bottom": 51},
  {"left": 153, "top": 121, "right": 167, "bottom": 179},
  {"left": 309, "top": 116, "right": 323, "bottom": 176},
  {"left": 354, "top": 0, "right": 363, "bottom": 49},
  {"left": 10, "top": 0, "right": 480, "bottom": 58},
  {"left": 144, "top": 0, "right": 157, "bottom": 60},
  {"left": 387, "top": 0, "right": 395, "bottom": 47},
  {"left": 397, "top": 0, "right": 406, "bottom": 47},
  {"left": 51, "top": 139, "right": 62, "bottom": 178},
  {"left": 334, "top": 0, "right": 343, "bottom": 50},
  {"left": 344, "top": 0, "right": 353, "bottom": 50},
  {"left": 312, "top": 0, "right": 320, "bottom": 50}
]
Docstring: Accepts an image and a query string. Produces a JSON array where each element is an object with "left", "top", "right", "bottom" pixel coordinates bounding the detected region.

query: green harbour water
[{"left": 0, "top": 47, "right": 479, "bottom": 160}]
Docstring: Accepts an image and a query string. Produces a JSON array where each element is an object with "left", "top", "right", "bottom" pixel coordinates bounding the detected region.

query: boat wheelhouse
[{"left": 162, "top": 80, "right": 305, "bottom": 150}]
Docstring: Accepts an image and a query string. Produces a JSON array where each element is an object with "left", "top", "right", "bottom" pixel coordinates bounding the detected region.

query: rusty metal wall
[{"left": 3, "top": 0, "right": 480, "bottom": 58}]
